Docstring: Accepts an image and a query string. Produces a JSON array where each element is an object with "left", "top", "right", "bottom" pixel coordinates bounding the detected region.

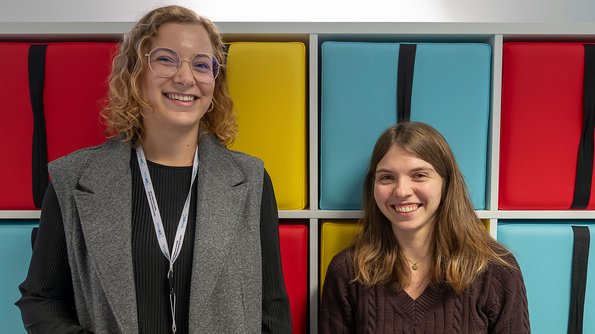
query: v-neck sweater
[{"left": 319, "top": 248, "right": 530, "bottom": 334}]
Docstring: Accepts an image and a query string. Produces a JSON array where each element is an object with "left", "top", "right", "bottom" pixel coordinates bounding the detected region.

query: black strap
[
  {"left": 568, "top": 226, "right": 590, "bottom": 334},
  {"left": 571, "top": 44, "right": 595, "bottom": 209},
  {"left": 396, "top": 44, "right": 417, "bottom": 123},
  {"left": 28, "top": 44, "right": 49, "bottom": 209}
]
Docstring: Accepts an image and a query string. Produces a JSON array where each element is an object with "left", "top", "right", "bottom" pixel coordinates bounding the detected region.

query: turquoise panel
[
  {"left": 411, "top": 44, "right": 491, "bottom": 209},
  {"left": 320, "top": 42, "right": 398, "bottom": 209},
  {"left": 320, "top": 41, "right": 491, "bottom": 210},
  {"left": 0, "top": 221, "right": 37, "bottom": 334},
  {"left": 498, "top": 221, "right": 595, "bottom": 334}
]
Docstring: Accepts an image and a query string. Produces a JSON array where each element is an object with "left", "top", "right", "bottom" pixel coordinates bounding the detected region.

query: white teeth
[
  {"left": 166, "top": 93, "right": 196, "bottom": 102},
  {"left": 394, "top": 205, "right": 418, "bottom": 213}
]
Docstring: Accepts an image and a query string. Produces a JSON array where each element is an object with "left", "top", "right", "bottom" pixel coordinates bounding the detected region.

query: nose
[
  {"left": 392, "top": 179, "right": 413, "bottom": 198},
  {"left": 173, "top": 60, "right": 196, "bottom": 86}
]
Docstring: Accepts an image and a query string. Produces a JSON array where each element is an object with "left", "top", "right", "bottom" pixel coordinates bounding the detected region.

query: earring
[{"left": 206, "top": 101, "right": 214, "bottom": 113}]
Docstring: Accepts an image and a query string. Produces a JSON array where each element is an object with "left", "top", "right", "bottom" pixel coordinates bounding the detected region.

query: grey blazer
[{"left": 49, "top": 134, "right": 264, "bottom": 333}]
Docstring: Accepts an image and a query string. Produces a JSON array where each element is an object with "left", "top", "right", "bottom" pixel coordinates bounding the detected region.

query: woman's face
[
  {"left": 140, "top": 23, "right": 215, "bottom": 136},
  {"left": 373, "top": 144, "right": 443, "bottom": 240}
]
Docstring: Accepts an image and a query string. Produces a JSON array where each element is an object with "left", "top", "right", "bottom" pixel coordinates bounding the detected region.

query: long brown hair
[
  {"left": 101, "top": 5, "right": 237, "bottom": 146},
  {"left": 353, "top": 122, "right": 511, "bottom": 293}
]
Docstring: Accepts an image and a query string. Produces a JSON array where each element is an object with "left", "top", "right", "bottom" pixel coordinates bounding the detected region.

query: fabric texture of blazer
[{"left": 49, "top": 133, "right": 265, "bottom": 333}]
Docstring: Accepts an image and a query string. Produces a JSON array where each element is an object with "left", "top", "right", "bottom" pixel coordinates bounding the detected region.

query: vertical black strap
[
  {"left": 568, "top": 226, "right": 590, "bottom": 334},
  {"left": 28, "top": 44, "right": 49, "bottom": 208},
  {"left": 571, "top": 44, "right": 595, "bottom": 209},
  {"left": 396, "top": 44, "right": 417, "bottom": 123}
]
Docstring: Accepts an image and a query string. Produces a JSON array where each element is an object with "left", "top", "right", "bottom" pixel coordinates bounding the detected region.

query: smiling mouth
[
  {"left": 393, "top": 204, "right": 420, "bottom": 213},
  {"left": 165, "top": 93, "right": 198, "bottom": 102}
]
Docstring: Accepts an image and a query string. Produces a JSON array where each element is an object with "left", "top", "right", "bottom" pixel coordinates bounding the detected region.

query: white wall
[{"left": 1, "top": 0, "right": 595, "bottom": 23}]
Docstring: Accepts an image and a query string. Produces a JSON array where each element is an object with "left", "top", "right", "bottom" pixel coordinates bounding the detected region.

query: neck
[
  {"left": 395, "top": 229, "right": 432, "bottom": 267},
  {"left": 140, "top": 130, "right": 198, "bottom": 167}
]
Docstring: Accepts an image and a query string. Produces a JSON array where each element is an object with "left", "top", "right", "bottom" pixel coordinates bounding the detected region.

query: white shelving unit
[{"left": 2, "top": 22, "right": 595, "bottom": 334}]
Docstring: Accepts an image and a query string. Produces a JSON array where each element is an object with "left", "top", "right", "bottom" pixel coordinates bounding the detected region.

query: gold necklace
[{"left": 405, "top": 253, "right": 429, "bottom": 271}]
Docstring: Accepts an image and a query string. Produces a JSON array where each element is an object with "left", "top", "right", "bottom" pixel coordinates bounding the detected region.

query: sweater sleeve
[
  {"left": 319, "top": 250, "right": 356, "bottom": 334},
  {"left": 486, "top": 255, "right": 531, "bottom": 334},
  {"left": 15, "top": 183, "right": 92, "bottom": 334},
  {"left": 260, "top": 170, "right": 293, "bottom": 333}
]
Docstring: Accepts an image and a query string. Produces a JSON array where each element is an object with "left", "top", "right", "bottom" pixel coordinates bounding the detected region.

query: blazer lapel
[
  {"left": 189, "top": 135, "right": 249, "bottom": 326},
  {"left": 73, "top": 141, "right": 138, "bottom": 333}
]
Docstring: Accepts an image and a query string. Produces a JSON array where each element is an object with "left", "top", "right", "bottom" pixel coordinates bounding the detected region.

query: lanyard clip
[{"left": 168, "top": 268, "right": 174, "bottom": 294}]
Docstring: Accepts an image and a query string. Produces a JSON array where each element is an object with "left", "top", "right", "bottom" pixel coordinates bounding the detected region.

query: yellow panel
[
  {"left": 227, "top": 42, "right": 307, "bottom": 210},
  {"left": 482, "top": 219, "right": 490, "bottom": 230},
  {"left": 320, "top": 220, "right": 360, "bottom": 294}
]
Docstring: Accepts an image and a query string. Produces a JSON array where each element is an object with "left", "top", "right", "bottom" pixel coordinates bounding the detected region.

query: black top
[{"left": 17, "top": 152, "right": 291, "bottom": 333}]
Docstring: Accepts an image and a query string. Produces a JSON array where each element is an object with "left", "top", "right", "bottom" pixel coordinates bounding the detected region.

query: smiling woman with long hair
[{"left": 320, "top": 122, "right": 530, "bottom": 333}]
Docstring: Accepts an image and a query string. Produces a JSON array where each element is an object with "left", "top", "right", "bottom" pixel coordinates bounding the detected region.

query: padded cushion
[
  {"left": 500, "top": 43, "right": 595, "bottom": 209},
  {"left": 0, "top": 43, "right": 35, "bottom": 209},
  {"left": 319, "top": 220, "right": 360, "bottom": 292},
  {"left": 0, "top": 42, "right": 115, "bottom": 209},
  {"left": 279, "top": 222, "right": 308, "bottom": 334},
  {"left": 227, "top": 42, "right": 307, "bottom": 210},
  {"left": 320, "top": 42, "right": 491, "bottom": 210},
  {"left": 44, "top": 42, "right": 116, "bottom": 162},
  {"left": 498, "top": 221, "right": 595, "bottom": 333},
  {"left": 0, "top": 221, "right": 38, "bottom": 334}
]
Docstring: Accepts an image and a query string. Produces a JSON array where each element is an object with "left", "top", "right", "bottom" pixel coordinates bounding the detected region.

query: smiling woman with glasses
[{"left": 16, "top": 5, "right": 292, "bottom": 334}]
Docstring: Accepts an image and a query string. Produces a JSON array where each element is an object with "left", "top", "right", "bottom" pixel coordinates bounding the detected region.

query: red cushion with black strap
[{"left": 500, "top": 42, "right": 595, "bottom": 209}]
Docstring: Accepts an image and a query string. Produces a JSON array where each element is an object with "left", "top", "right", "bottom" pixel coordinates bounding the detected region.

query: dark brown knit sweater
[{"left": 319, "top": 248, "right": 530, "bottom": 334}]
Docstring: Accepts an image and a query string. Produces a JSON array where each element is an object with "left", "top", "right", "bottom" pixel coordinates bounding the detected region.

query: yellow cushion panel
[
  {"left": 319, "top": 220, "right": 360, "bottom": 293},
  {"left": 227, "top": 42, "right": 307, "bottom": 210}
]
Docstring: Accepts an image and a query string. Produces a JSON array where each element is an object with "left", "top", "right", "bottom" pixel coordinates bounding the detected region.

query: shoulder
[
  {"left": 472, "top": 251, "right": 530, "bottom": 331},
  {"left": 472, "top": 251, "right": 526, "bottom": 301},
  {"left": 199, "top": 134, "right": 264, "bottom": 179},
  {"left": 225, "top": 140, "right": 264, "bottom": 169},
  {"left": 48, "top": 140, "right": 125, "bottom": 177},
  {"left": 489, "top": 252, "right": 524, "bottom": 288},
  {"left": 327, "top": 248, "right": 356, "bottom": 281},
  {"left": 228, "top": 149, "right": 264, "bottom": 171}
]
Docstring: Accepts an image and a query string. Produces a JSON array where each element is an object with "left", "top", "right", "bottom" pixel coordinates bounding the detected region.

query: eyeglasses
[{"left": 145, "top": 47, "right": 220, "bottom": 83}]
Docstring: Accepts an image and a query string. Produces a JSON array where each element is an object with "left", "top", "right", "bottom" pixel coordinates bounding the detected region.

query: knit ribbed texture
[
  {"left": 131, "top": 154, "right": 197, "bottom": 334},
  {"left": 320, "top": 249, "right": 531, "bottom": 333}
]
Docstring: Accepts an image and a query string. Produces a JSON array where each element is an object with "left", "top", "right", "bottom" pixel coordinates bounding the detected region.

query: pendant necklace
[{"left": 407, "top": 253, "right": 429, "bottom": 271}]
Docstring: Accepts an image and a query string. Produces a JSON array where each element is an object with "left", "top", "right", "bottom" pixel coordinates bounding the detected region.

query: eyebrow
[{"left": 375, "top": 167, "right": 434, "bottom": 174}]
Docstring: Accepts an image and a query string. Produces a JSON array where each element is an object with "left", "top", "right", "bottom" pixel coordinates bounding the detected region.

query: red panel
[
  {"left": 0, "top": 43, "right": 35, "bottom": 209},
  {"left": 44, "top": 43, "right": 117, "bottom": 162},
  {"left": 279, "top": 223, "right": 308, "bottom": 334},
  {"left": 500, "top": 42, "right": 595, "bottom": 209}
]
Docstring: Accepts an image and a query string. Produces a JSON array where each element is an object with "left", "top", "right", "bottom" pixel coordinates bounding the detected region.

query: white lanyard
[{"left": 136, "top": 145, "right": 198, "bottom": 334}]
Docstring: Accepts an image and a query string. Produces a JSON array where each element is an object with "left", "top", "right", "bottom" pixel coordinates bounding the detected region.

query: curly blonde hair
[{"left": 101, "top": 5, "right": 237, "bottom": 146}]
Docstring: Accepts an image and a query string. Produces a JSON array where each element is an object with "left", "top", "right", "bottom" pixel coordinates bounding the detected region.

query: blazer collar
[
  {"left": 73, "top": 139, "right": 137, "bottom": 333},
  {"left": 189, "top": 134, "right": 250, "bottom": 327}
]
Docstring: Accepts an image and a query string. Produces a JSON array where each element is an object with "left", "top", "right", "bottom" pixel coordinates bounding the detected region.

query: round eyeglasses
[{"left": 145, "top": 47, "right": 220, "bottom": 83}]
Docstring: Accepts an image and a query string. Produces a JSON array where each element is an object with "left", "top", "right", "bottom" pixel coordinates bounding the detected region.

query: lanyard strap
[{"left": 136, "top": 145, "right": 198, "bottom": 333}]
